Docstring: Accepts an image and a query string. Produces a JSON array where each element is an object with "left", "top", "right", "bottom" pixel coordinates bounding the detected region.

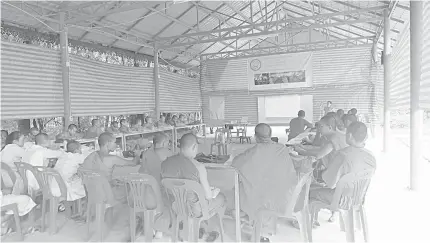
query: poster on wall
[{"left": 248, "top": 52, "right": 313, "bottom": 91}]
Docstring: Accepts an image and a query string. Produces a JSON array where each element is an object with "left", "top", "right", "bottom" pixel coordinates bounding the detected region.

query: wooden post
[{"left": 60, "top": 12, "right": 71, "bottom": 129}]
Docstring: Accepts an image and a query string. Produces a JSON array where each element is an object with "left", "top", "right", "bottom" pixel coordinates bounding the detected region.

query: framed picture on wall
[{"left": 253, "top": 70, "right": 306, "bottom": 86}]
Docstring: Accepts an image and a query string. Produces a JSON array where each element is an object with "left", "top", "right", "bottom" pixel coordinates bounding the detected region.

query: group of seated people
[{"left": 1, "top": 105, "right": 375, "bottom": 242}]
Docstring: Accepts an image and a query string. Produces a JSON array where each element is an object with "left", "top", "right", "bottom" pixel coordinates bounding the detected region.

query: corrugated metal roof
[{"left": 0, "top": 1, "right": 409, "bottom": 68}]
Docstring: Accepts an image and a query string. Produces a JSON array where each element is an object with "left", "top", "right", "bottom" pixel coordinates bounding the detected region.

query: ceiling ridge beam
[{"left": 156, "top": 5, "right": 386, "bottom": 42}]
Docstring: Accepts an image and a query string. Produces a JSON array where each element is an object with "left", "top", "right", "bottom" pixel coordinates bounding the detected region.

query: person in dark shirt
[{"left": 288, "top": 110, "right": 313, "bottom": 141}]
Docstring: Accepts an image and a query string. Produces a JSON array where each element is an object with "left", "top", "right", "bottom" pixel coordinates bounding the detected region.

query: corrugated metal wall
[
  {"left": 422, "top": 1, "right": 430, "bottom": 109},
  {"left": 159, "top": 69, "right": 201, "bottom": 112},
  {"left": 1, "top": 41, "right": 64, "bottom": 120},
  {"left": 390, "top": 21, "right": 410, "bottom": 109},
  {"left": 69, "top": 56, "right": 154, "bottom": 116},
  {"left": 202, "top": 46, "right": 375, "bottom": 123}
]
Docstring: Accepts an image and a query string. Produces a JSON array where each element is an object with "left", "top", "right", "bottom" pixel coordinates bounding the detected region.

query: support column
[
  {"left": 59, "top": 12, "right": 71, "bottom": 129},
  {"left": 383, "top": 9, "right": 391, "bottom": 152},
  {"left": 153, "top": 47, "right": 160, "bottom": 120},
  {"left": 410, "top": 1, "right": 424, "bottom": 191}
]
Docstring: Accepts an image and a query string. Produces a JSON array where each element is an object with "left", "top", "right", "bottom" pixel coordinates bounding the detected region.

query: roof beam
[
  {"left": 65, "top": 2, "right": 155, "bottom": 24},
  {"left": 1, "top": 1, "right": 61, "bottom": 24},
  {"left": 181, "top": 1, "right": 277, "bottom": 63},
  {"left": 201, "top": 37, "right": 374, "bottom": 61},
  {"left": 108, "top": 4, "right": 161, "bottom": 47},
  {"left": 145, "top": 5, "right": 235, "bottom": 50},
  {"left": 152, "top": 4, "right": 194, "bottom": 39},
  {"left": 61, "top": 2, "right": 101, "bottom": 12},
  {"left": 332, "top": 1, "right": 404, "bottom": 24},
  {"left": 374, "top": 1, "right": 399, "bottom": 52}
]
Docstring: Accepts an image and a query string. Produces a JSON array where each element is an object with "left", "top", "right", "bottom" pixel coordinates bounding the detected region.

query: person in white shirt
[
  {"left": 1, "top": 131, "right": 26, "bottom": 194},
  {"left": 22, "top": 133, "right": 64, "bottom": 192},
  {"left": 1, "top": 132, "right": 25, "bottom": 171}
]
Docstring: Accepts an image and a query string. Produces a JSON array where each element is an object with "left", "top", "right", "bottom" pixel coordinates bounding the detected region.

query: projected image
[{"left": 254, "top": 70, "right": 305, "bottom": 85}]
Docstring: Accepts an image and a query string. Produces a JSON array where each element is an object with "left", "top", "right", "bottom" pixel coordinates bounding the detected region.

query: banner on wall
[{"left": 248, "top": 52, "right": 313, "bottom": 91}]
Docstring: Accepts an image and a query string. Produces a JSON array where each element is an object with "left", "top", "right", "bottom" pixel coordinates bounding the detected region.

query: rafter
[
  {"left": 201, "top": 37, "right": 374, "bottom": 61},
  {"left": 152, "top": 5, "right": 194, "bottom": 39},
  {"left": 332, "top": 1, "right": 404, "bottom": 24},
  {"left": 374, "top": 0, "right": 399, "bottom": 53},
  {"left": 158, "top": 6, "right": 384, "bottom": 49},
  {"left": 65, "top": 2, "right": 155, "bottom": 24},
  {"left": 108, "top": 4, "right": 161, "bottom": 47},
  {"left": 181, "top": 1, "right": 277, "bottom": 64}
]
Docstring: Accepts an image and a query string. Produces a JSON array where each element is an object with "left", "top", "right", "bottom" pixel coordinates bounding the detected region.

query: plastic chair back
[
  {"left": 162, "top": 178, "right": 210, "bottom": 219},
  {"left": 330, "top": 169, "right": 374, "bottom": 211},
  {"left": 77, "top": 168, "right": 110, "bottom": 205},
  {"left": 14, "top": 162, "right": 43, "bottom": 195},
  {"left": 125, "top": 173, "right": 163, "bottom": 213},
  {"left": 34, "top": 166, "right": 67, "bottom": 200},
  {"left": 284, "top": 171, "right": 313, "bottom": 217},
  {"left": 214, "top": 129, "right": 227, "bottom": 144},
  {"left": 1, "top": 162, "right": 17, "bottom": 189}
]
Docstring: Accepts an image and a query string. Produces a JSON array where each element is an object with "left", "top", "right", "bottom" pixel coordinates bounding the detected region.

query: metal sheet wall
[
  {"left": 422, "top": 1, "right": 430, "bottom": 109},
  {"left": 390, "top": 20, "right": 410, "bottom": 109},
  {"left": 159, "top": 69, "right": 201, "bottom": 112},
  {"left": 69, "top": 56, "right": 154, "bottom": 116},
  {"left": 202, "top": 46, "right": 375, "bottom": 123},
  {"left": 1, "top": 41, "right": 63, "bottom": 120}
]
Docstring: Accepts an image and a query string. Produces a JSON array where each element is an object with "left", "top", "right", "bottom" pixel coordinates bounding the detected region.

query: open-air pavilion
[{"left": 1, "top": 1, "right": 429, "bottom": 242}]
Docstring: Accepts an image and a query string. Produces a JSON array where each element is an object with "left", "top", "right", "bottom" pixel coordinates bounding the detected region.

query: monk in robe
[
  {"left": 85, "top": 119, "right": 104, "bottom": 138},
  {"left": 136, "top": 133, "right": 172, "bottom": 236},
  {"left": 81, "top": 132, "right": 141, "bottom": 205},
  {"left": 56, "top": 124, "right": 83, "bottom": 141},
  {"left": 161, "top": 133, "right": 224, "bottom": 242},
  {"left": 342, "top": 114, "right": 358, "bottom": 130},
  {"left": 132, "top": 119, "right": 144, "bottom": 132},
  {"left": 157, "top": 115, "right": 170, "bottom": 128},
  {"left": 144, "top": 117, "right": 155, "bottom": 130},
  {"left": 231, "top": 123, "right": 300, "bottom": 240},
  {"left": 26, "top": 127, "right": 39, "bottom": 143},
  {"left": 106, "top": 121, "right": 120, "bottom": 134},
  {"left": 119, "top": 119, "right": 131, "bottom": 134},
  {"left": 309, "top": 122, "right": 376, "bottom": 224}
]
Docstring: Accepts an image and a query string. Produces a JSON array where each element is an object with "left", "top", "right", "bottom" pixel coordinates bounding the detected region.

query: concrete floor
[{"left": 3, "top": 126, "right": 430, "bottom": 242}]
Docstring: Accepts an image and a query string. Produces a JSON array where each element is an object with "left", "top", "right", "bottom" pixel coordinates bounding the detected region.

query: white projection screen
[{"left": 258, "top": 95, "right": 313, "bottom": 124}]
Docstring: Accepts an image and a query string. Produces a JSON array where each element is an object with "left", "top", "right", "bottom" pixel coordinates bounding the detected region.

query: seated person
[
  {"left": 131, "top": 119, "right": 144, "bottom": 132},
  {"left": 295, "top": 116, "right": 348, "bottom": 170},
  {"left": 347, "top": 108, "right": 358, "bottom": 118},
  {"left": 169, "top": 115, "right": 178, "bottom": 127},
  {"left": 1, "top": 190, "right": 37, "bottom": 236},
  {"left": 26, "top": 127, "right": 39, "bottom": 143},
  {"left": 309, "top": 122, "right": 376, "bottom": 225},
  {"left": 53, "top": 141, "right": 86, "bottom": 202},
  {"left": 342, "top": 114, "right": 358, "bottom": 129},
  {"left": 56, "top": 124, "right": 83, "bottom": 141},
  {"left": 82, "top": 132, "right": 141, "bottom": 205},
  {"left": 106, "top": 121, "right": 120, "bottom": 134},
  {"left": 119, "top": 119, "right": 131, "bottom": 134},
  {"left": 139, "top": 133, "right": 172, "bottom": 185},
  {"left": 1, "top": 130, "right": 8, "bottom": 150},
  {"left": 231, "top": 123, "right": 300, "bottom": 239},
  {"left": 336, "top": 109, "right": 345, "bottom": 118},
  {"left": 144, "top": 117, "right": 155, "bottom": 130},
  {"left": 156, "top": 115, "right": 170, "bottom": 128},
  {"left": 161, "top": 133, "right": 223, "bottom": 242},
  {"left": 22, "top": 133, "right": 64, "bottom": 192},
  {"left": 176, "top": 114, "right": 187, "bottom": 127},
  {"left": 85, "top": 119, "right": 104, "bottom": 138},
  {"left": 1, "top": 131, "right": 26, "bottom": 193},
  {"left": 288, "top": 110, "right": 313, "bottom": 141}
]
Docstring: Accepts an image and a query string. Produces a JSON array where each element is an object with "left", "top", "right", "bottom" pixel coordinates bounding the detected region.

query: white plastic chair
[
  {"left": 251, "top": 171, "right": 313, "bottom": 242},
  {"left": 309, "top": 169, "right": 374, "bottom": 242}
]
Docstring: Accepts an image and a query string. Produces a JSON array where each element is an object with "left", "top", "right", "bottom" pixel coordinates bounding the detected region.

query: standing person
[
  {"left": 288, "top": 110, "right": 313, "bottom": 141},
  {"left": 323, "top": 101, "right": 335, "bottom": 116}
]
